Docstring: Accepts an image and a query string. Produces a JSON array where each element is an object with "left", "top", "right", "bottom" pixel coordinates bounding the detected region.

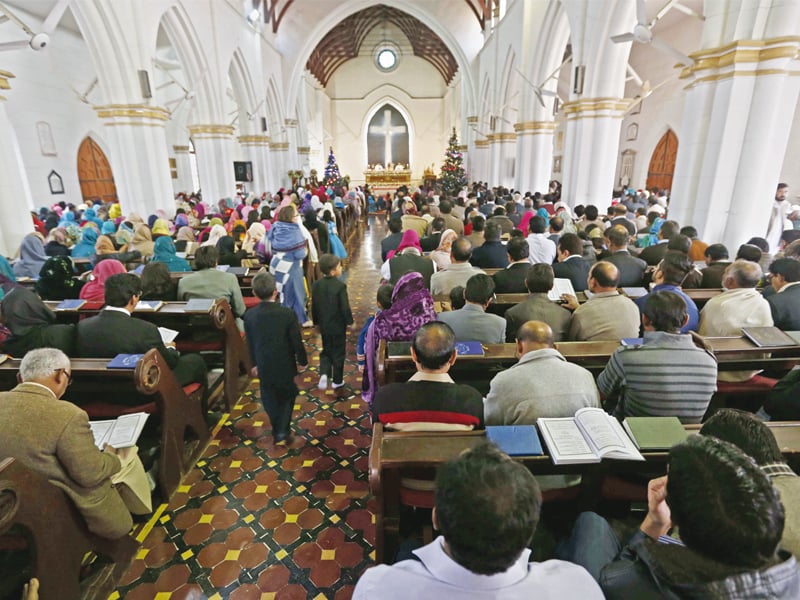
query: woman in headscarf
[
  {"left": 13, "top": 233, "right": 48, "bottom": 279},
  {"left": 91, "top": 234, "right": 140, "bottom": 267},
  {"left": 108, "top": 203, "right": 122, "bottom": 220},
  {"left": 362, "top": 272, "right": 436, "bottom": 403},
  {"left": 44, "top": 227, "right": 70, "bottom": 257},
  {"left": 79, "top": 258, "right": 126, "bottom": 302},
  {"left": 58, "top": 210, "right": 77, "bottom": 229},
  {"left": 35, "top": 256, "right": 83, "bottom": 300},
  {"left": 303, "top": 209, "right": 328, "bottom": 254},
  {"left": 128, "top": 224, "right": 155, "bottom": 259},
  {"left": 70, "top": 228, "right": 98, "bottom": 258},
  {"left": 151, "top": 218, "right": 171, "bottom": 239},
  {"left": 202, "top": 224, "right": 227, "bottom": 248},
  {"left": 268, "top": 204, "right": 311, "bottom": 325},
  {"left": 386, "top": 229, "right": 423, "bottom": 261},
  {"left": 115, "top": 222, "right": 135, "bottom": 248},
  {"left": 101, "top": 220, "right": 117, "bottom": 238},
  {"left": 82, "top": 207, "right": 103, "bottom": 229},
  {"left": 321, "top": 209, "right": 347, "bottom": 259},
  {"left": 241, "top": 222, "right": 268, "bottom": 263},
  {"left": 217, "top": 236, "right": 247, "bottom": 267},
  {"left": 0, "top": 287, "right": 76, "bottom": 357},
  {"left": 140, "top": 262, "right": 177, "bottom": 301},
  {"left": 152, "top": 236, "right": 191, "bottom": 272},
  {"left": 174, "top": 226, "right": 197, "bottom": 254},
  {"left": 430, "top": 229, "right": 458, "bottom": 270},
  {"left": 174, "top": 213, "right": 189, "bottom": 229},
  {"left": 245, "top": 210, "right": 259, "bottom": 228}
]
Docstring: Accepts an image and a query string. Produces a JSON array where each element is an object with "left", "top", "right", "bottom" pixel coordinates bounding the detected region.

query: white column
[
  {"left": 514, "top": 121, "right": 556, "bottom": 194},
  {"left": 560, "top": 99, "right": 628, "bottom": 207},
  {"left": 488, "top": 133, "right": 516, "bottom": 188},
  {"left": 188, "top": 125, "right": 236, "bottom": 203},
  {"left": 94, "top": 104, "right": 174, "bottom": 218},
  {"left": 285, "top": 119, "right": 299, "bottom": 171},
  {"left": 473, "top": 139, "right": 490, "bottom": 183},
  {"left": 0, "top": 70, "right": 34, "bottom": 256},
  {"left": 238, "top": 135, "right": 272, "bottom": 194},
  {"left": 172, "top": 145, "right": 193, "bottom": 195},
  {"left": 465, "top": 116, "right": 478, "bottom": 179},
  {"left": 270, "top": 142, "right": 290, "bottom": 189},
  {"left": 297, "top": 146, "right": 311, "bottom": 183},
  {"left": 670, "top": 36, "right": 800, "bottom": 251}
]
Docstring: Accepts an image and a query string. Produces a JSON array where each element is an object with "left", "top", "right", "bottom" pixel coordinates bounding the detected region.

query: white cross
[{"left": 369, "top": 108, "right": 406, "bottom": 166}]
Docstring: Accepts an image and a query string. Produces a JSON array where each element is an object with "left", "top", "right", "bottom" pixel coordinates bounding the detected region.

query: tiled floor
[{"left": 113, "top": 215, "right": 385, "bottom": 599}]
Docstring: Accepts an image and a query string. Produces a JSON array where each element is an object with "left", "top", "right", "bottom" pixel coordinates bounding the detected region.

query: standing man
[
  {"left": 244, "top": 272, "right": 308, "bottom": 444},
  {"left": 766, "top": 183, "right": 796, "bottom": 252}
]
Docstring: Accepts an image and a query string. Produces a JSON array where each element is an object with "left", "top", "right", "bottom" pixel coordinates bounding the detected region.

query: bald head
[
  {"left": 589, "top": 261, "right": 620, "bottom": 291},
  {"left": 516, "top": 321, "right": 555, "bottom": 355}
]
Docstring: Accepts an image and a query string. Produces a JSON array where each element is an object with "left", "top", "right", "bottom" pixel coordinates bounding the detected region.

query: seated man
[
  {"left": 559, "top": 435, "right": 798, "bottom": 599},
  {"left": 486, "top": 320, "right": 599, "bottom": 425},
  {"left": 553, "top": 233, "right": 591, "bottom": 292},
  {"left": 604, "top": 225, "right": 646, "bottom": 287},
  {"left": 638, "top": 219, "right": 679, "bottom": 266},
  {"left": 420, "top": 217, "right": 445, "bottom": 252},
  {"left": 526, "top": 216, "right": 556, "bottom": 265},
  {"left": 176, "top": 245, "right": 247, "bottom": 331},
  {"left": 700, "top": 243, "right": 731, "bottom": 288},
  {"left": 353, "top": 442, "right": 603, "bottom": 599},
  {"left": 766, "top": 258, "right": 800, "bottom": 330},
  {"left": 77, "top": 273, "right": 207, "bottom": 392},
  {"left": 469, "top": 221, "right": 509, "bottom": 268},
  {"left": 700, "top": 408, "right": 800, "bottom": 557},
  {"left": 437, "top": 274, "right": 506, "bottom": 344},
  {"left": 0, "top": 348, "right": 135, "bottom": 539},
  {"left": 492, "top": 237, "right": 531, "bottom": 294},
  {"left": 597, "top": 291, "right": 717, "bottom": 423},
  {"left": 564, "top": 261, "right": 640, "bottom": 341},
  {"left": 634, "top": 250, "right": 699, "bottom": 333},
  {"left": 504, "top": 264, "right": 572, "bottom": 342},
  {"left": 698, "top": 259, "right": 773, "bottom": 382},
  {"left": 429, "top": 237, "right": 484, "bottom": 296},
  {"left": 371, "top": 322, "right": 484, "bottom": 430},
  {"left": 381, "top": 216, "right": 404, "bottom": 261}
]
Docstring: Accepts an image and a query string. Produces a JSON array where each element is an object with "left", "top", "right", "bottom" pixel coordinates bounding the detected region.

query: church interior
[{"left": 1, "top": 0, "right": 800, "bottom": 598}]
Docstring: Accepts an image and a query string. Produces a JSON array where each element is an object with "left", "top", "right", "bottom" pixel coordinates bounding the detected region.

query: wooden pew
[
  {"left": 0, "top": 457, "right": 139, "bottom": 600},
  {"left": 46, "top": 299, "right": 252, "bottom": 412},
  {"left": 369, "top": 421, "right": 800, "bottom": 563},
  {"left": 376, "top": 336, "right": 800, "bottom": 386},
  {"left": 0, "top": 349, "right": 210, "bottom": 501}
]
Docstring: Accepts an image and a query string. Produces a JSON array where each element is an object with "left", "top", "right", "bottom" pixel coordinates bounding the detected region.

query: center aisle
[{"left": 113, "top": 215, "right": 387, "bottom": 599}]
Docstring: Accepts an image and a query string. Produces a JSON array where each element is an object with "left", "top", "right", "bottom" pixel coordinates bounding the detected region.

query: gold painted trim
[
  {"left": 474, "top": 139, "right": 490, "bottom": 148},
  {"left": 238, "top": 135, "right": 270, "bottom": 144},
  {"left": 682, "top": 38, "right": 800, "bottom": 78},
  {"left": 103, "top": 122, "right": 166, "bottom": 128},
  {"left": 466, "top": 116, "right": 478, "bottom": 124},
  {"left": 686, "top": 68, "right": 800, "bottom": 88},
  {"left": 514, "top": 121, "right": 557, "bottom": 133},
  {"left": 561, "top": 98, "right": 628, "bottom": 116},
  {"left": 188, "top": 124, "right": 235, "bottom": 136},
  {"left": 487, "top": 132, "right": 516, "bottom": 142},
  {"left": 457, "top": 145, "right": 468, "bottom": 152},
  {"left": 297, "top": 146, "right": 311, "bottom": 154},
  {"left": 173, "top": 145, "right": 190, "bottom": 152},
  {"left": 94, "top": 104, "right": 170, "bottom": 121},
  {"left": 270, "top": 142, "right": 289, "bottom": 150},
  {"left": 284, "top": 118, "right": 298, "bottom": 127},
  {"left": 0, "top": 70, "right": 14, "bottom": 78}
]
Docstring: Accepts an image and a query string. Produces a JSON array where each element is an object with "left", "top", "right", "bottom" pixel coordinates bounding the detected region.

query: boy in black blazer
[
  {"left": 244, "top": 272, "right": 308, "bottom": 444},
  {"left": 311, "top": 254, "right": 353, "bottom": 391}
]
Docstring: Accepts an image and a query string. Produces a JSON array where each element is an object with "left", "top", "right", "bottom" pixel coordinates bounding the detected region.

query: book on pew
[
  {"left": 622, "top": 417, "right": 688, "bottom": 450},
  {"left": 621, "top": 338, "right": 644, "bottom": 347},
  {"left": 742, "top": 326, "right": 798, "bottom": 348},
  {"left": 184, "top": 298, "right": 214, "bottom": 313},
  {"left": 387, "top": 341, "right": 412, "bottom": 356},
  {"left": 135, "top": 300, "right": 164, "bottom": 311},
  {"left": 54, "top": 299, "right": 86, "bottom": 311},
  {"left": 107, "top": 354, "right": 145, "bottom": 369},
  {"left": 90, "top": 412, "right": 149, "bottom": 449},
  {"left": 227, "top": 267, "right": 249, "bottom": 276},
  {"left": 537, "top": 407, "right": 645, "bottom": 465},
  {"left": 215, "top": 265, "right": 230, "bottom": 272},
  {"left": 622, "top": 287, "right": 649, "bottom": 299},
  {"left": 486, "top": 426, "right": 543, "bottom": 456},
  {"left": 547, "top": 278, "right": 576, "bottom": 303},
  {"left": 158, "top": 327, "right": 179, "bottom": 344},
  {"left": 454, "top": 341, "right": 485, "bottom": 356}
]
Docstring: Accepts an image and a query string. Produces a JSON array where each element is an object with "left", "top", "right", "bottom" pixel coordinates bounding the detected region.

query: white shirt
[
  {"left": 526, "top": 233, "right": 556, "bottom": 265},
  {"left": 766, "top": 199, "right": 791, "bottom": 252}
]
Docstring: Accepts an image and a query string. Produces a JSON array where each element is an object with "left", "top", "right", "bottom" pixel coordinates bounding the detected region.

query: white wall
[{"left": 780, "top": 100, "right": 800, "bottom": 202}]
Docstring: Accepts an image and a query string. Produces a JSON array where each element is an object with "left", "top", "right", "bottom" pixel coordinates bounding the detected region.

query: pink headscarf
[
  {"left": 79, "top": 259, "right": 126, "bottom": 302},
  {"left": 386, "top": 229, "right": 422, "bottom": 260}
]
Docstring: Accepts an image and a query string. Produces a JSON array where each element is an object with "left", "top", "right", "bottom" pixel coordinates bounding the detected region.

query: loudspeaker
[
  {"left": 138, "top": 70, "right": 152, "bottom": 99},
  {"left": 261, "top": 117, "right": 268, "bottom": 132},
  {"left": 573, "top": 65, "right": 585, "bottom": 95}
]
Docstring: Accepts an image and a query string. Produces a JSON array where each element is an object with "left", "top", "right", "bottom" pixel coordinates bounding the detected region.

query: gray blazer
[{"left": 437, "top": 303, "right": 506, "bottom": 344}]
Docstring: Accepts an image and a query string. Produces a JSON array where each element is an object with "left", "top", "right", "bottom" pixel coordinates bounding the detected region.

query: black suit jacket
[
  {"left": 381, "top": 232, "right": 403, "bottom": 262},
  {"left": 606, "top": 251, "right": 647, "bottom": 287},
  {"left": 553, "top": 256, "right": 590, "bottom": 292},
  {"left": 638, "top": 242, "right": 669, "bottom": 266},
  {"left": 767, "top": 285, "right": 800, "bottom": 331},
  {"left": 420, "top": 232, "right": 442, "bottom": 252},
  {"left": 75, "top": 309, "right": 178, "bottom": 369},
  {"left": 469, "top": 241, "right": 509, "bottom": 269},
  {"left": 700, "top": 261, "right": 731, "bottom": 288},
  {"left": 492, "top": 263, "right": 530, "bottom": 294},
  {"left": 244, "top": 301, "right": 308, "bottom": 388}
]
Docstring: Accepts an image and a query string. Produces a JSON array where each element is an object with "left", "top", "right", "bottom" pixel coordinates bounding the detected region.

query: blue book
[
  {"left": 621, "top": 338, "right": 644, "bottom": 347},
  {"left": 454, "top": 341, "right": 485, "bottom": 356},
  {"left": 486, "top": 426, "right": 543, "bottom": 456},
  {"left": 55, "top": 299, "right": 86, "bottom": 311},
  {"left": 107, "top": 354, "right": 144, "bottom": 369}
]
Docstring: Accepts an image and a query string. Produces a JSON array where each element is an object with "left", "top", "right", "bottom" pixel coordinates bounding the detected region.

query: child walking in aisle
[{"left": 312, "top": 254, "right": 354, "bottom": 390}]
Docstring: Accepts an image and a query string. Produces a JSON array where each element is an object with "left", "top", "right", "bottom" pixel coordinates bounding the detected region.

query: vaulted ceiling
[{"left": 305, "top": 4, "right": 459, "bottom": 87}]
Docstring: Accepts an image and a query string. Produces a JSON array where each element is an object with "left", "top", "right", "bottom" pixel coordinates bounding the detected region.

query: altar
[{"left": 364, "top": 166, "right": 412, "bottom": 195}]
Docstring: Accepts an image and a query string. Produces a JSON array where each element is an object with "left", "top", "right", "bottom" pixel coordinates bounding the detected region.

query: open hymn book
[
  {"left": 89, "top": 412, "right": 149, "bottom": 449},
  {"left": 538, "top": 407, "right": 645, "bottom": 465}
]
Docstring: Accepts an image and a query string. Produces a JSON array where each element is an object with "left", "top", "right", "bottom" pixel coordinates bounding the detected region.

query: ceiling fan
[
  {"left": 0, "top": 0, "right": 69, "bottom": 52},
  {"left": 68, "top": 77, "right": 98, "bottom": 104},
  {"left": 610, "top": 0, "right": 699, "bottom": 67},
  {"left": 515, "top": 55, "right": 571, "bottom": 108}
]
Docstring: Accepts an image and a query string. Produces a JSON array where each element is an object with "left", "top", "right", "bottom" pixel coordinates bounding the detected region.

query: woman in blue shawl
[
  {"left": 101, "top": 220, "right": 117, "bottom": 236},
  {"left": 71, "top": 228, "right": 98, "bottom": 258},
  {"left": 267, "top": 204, "right": 310, "bottom": 325},
  {"left": 13, "top": 234, "right": 48, "bottom": 279},
  {"left": 151, "top": 236, "right": 191, "bottom": 272},
  {"left": 83, "top": 208, "right": 103, "bottom": 229}
]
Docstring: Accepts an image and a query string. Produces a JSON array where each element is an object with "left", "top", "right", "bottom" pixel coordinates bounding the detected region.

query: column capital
[
  {"left": 681, "top": 36, "right": 800, "bottom": 87},
  {"left": 94, "top": 104, "right": 170, "bottom": 126},
  {"left": 474, "top": 139, "right": 490, "bottom": 149},
  {"left": 238, "top": 135, "right": 271, "bottom": 146},
  {"left": 0, "top": 70, "right": 15, "bottom": 101},
  {"left": 270, "top": 141, "right": 290, "bottom": 150},
  {"left": 457, "top": 145, "right": 468, "bottom": 152},
  {"left": 466, "top": 116, "right": 479, "bottom": 124},
  {"left": 284, "top": 118, "right": 298, "bottom": 128},
  {"left": 188, "top": 124, "right": 235, "bottom": 139},
  {"left": 297, "top": 146, "right": 311, "bottom": 154},
  {"left": 561, "top": 98, "right": 627, "bottom": 121},
  {"left": 514, "top": 121, "right": 557, "bottom": 133},
  {"left": 172, "top": 145, "right": 190, "bottom": 153},
  {"left": 487, "top": 132, "right": 516, "bottom": 143}
]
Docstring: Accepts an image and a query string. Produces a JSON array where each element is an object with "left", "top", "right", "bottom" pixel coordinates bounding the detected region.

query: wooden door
[
  {"left": 646, "top": 129, "right": 678, "bottom": 192},
  {"left": 77, "top": 137, "right": 118, "bottom": 203}
]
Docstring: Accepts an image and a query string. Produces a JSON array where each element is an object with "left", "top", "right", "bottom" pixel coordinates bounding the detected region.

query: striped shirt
[{"left": 598, "top": 331, "right": 718, "bottom": 424}]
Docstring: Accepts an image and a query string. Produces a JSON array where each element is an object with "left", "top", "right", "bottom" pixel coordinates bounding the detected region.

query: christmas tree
[
  {"left": 439, "top": 128, "right": 467, "bottom": 197},
  {"left": 324, "top": 147, "right": 342, "bottom": 187}
]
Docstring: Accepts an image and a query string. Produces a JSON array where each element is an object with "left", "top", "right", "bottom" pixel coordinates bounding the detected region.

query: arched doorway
[
  {"left": 646, "top": 129, "right": 678, "bottom": 193},
  {"left": 367, "top": 104, "right": 409, "bottom": 168},
  {"left": 77, "top": 137, "right": 118, "bottom": 203}
]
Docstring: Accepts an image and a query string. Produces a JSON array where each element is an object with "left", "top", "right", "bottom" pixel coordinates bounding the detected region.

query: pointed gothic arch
[
  {"left": 361, "top": 98, "right": 415, "bottom": 169},
  {"left": 77, "top": 136, "right": 118, "bottom": 203},
  {"left": 647, "top": 129, "right": 679, "bottom": 192}
]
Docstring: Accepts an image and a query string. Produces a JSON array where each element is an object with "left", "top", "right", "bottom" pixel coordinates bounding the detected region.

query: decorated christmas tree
[
  {"left": 440, "top": 128, "right": 467, "bottom": 196},
  {"left": 323, "top": 147, "right": 342, "bottom": 187}
]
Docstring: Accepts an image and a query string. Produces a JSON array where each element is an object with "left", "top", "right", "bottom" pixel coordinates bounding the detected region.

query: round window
[{"left": 376, "top": 48, "right": 397, "bottom": 71}]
